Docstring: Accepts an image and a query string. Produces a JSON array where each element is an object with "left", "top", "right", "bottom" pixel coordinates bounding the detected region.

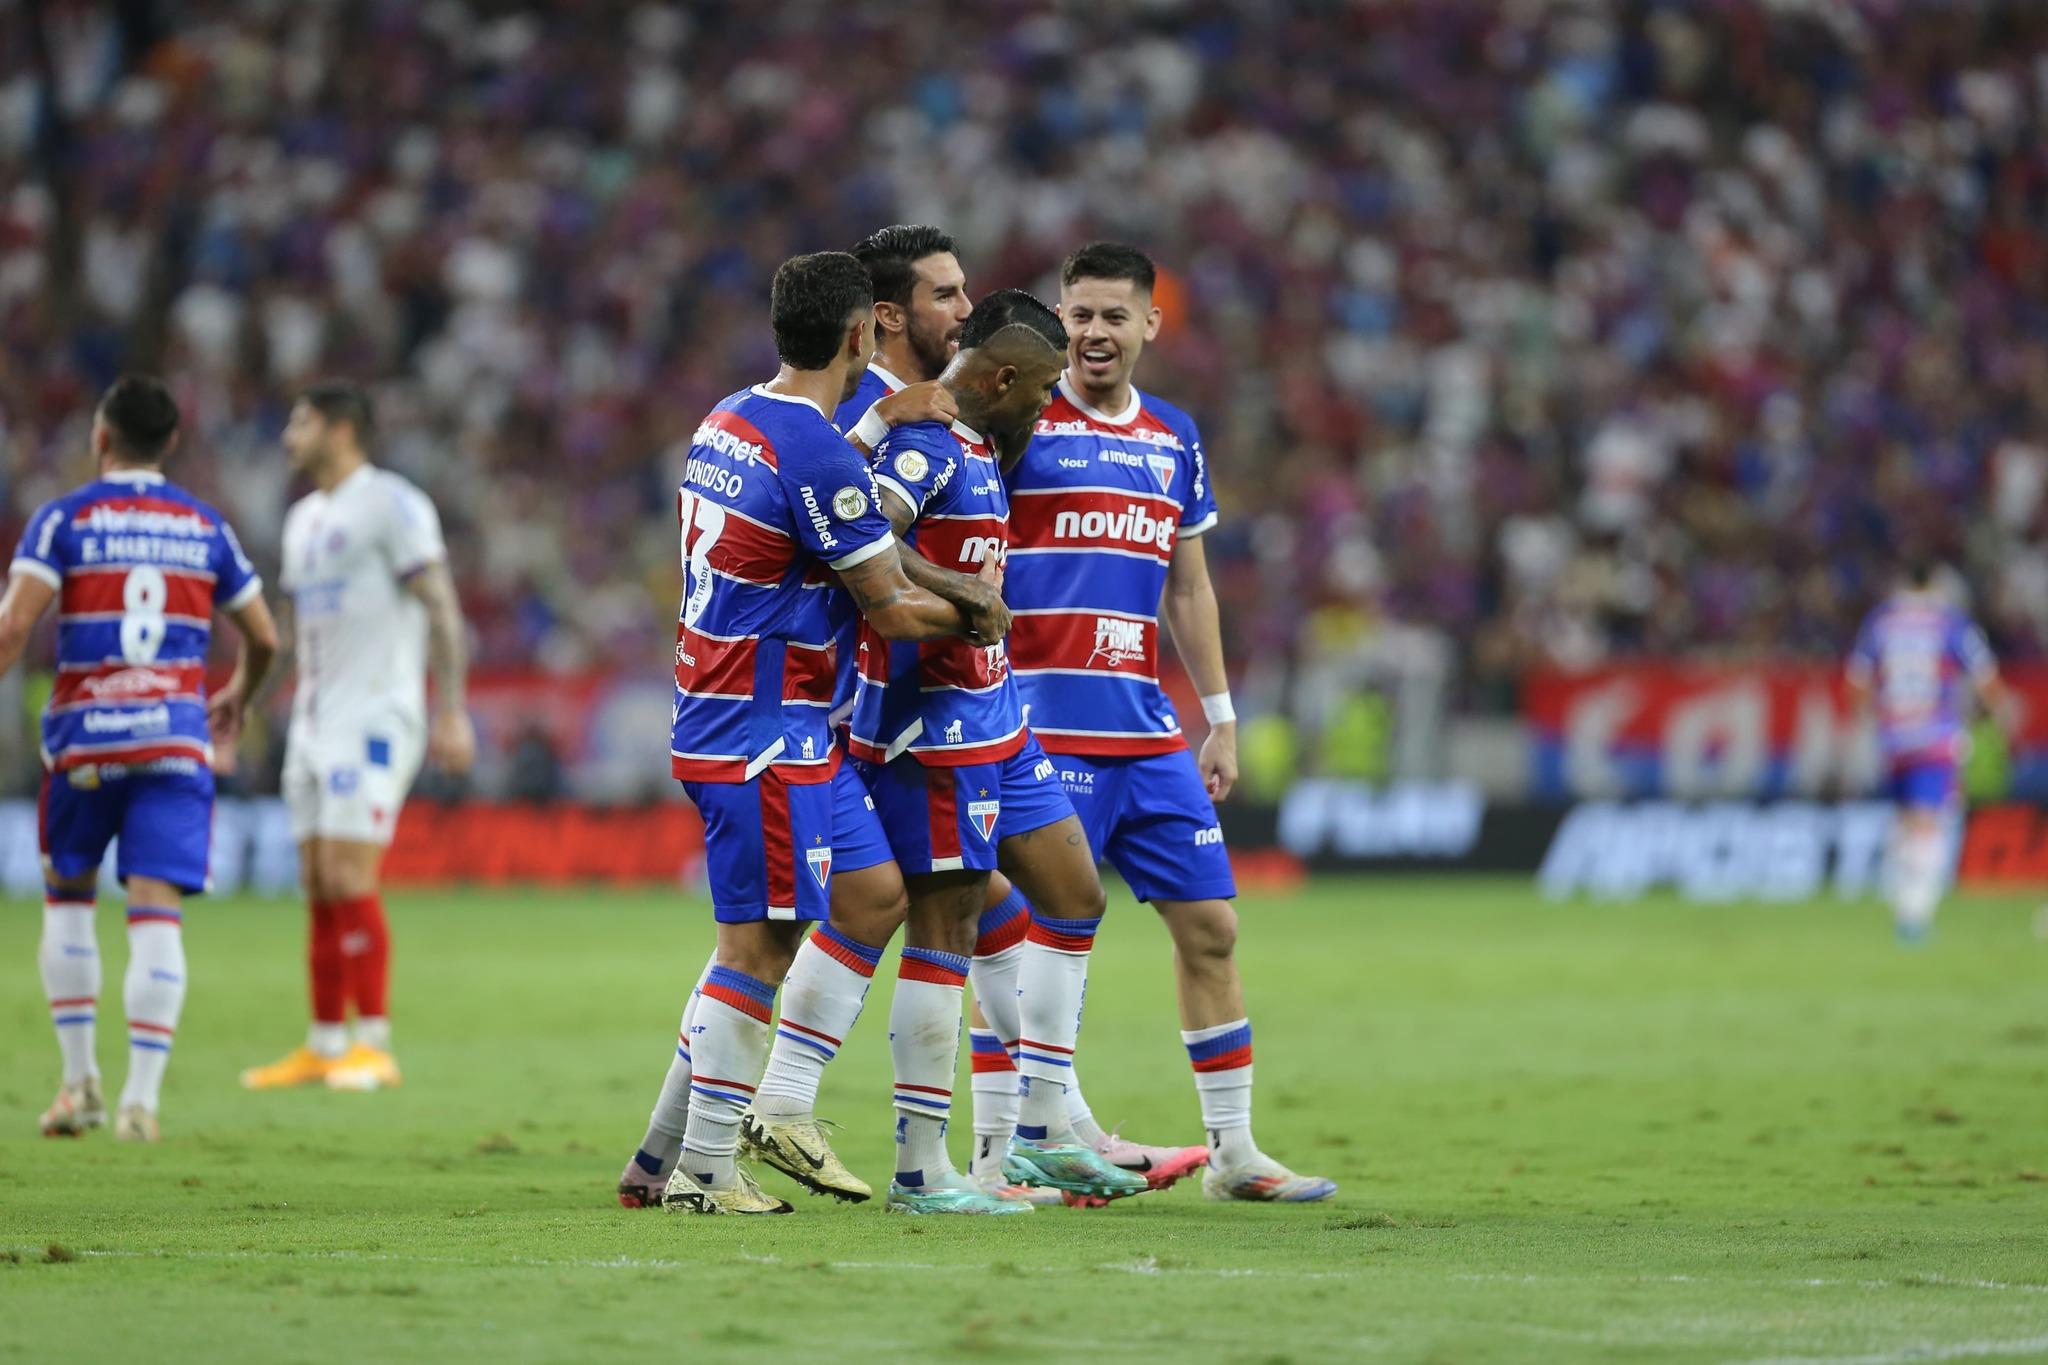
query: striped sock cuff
[
  {"left": 51, "top": 996, "right": 96, "bottom": 1026},
  {"left": 44, "top": 888, "right": 94, "bottom": 909},
  {"left": 811, "top": 923, "right": 884, "bottom": 977},
  {"left": 127, "top": 905, "right": 182, "bottom": 926},
  {"left": 969, "top": 1028, "right": 1016, "bottom": 1074},
  {"left": 1183, "top": 1020, "right": 1253, "bottom": 1073},
  {"left": 1025, "top": 911, "right": 1101, "bottom": 954},
  {"left": 776, "top": 1017, "right": 843, "bottom": 1059},
  {"left": 129, "top": 1020, "right": 175, "bottom": 1052},
  {"left": 898, "top": 946, "right": 970, "bottom": 987},
  {"left": 700, "top": 965, "right": 777, "bottom": 1024},
  {"left": 893, "top": 1081, "right": 953, "bottom": 1112},
  {"left": 975, "top": 888, "right": 1031, "bottom": 956}
]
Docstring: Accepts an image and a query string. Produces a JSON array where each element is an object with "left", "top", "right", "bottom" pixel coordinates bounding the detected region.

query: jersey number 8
[
  {"left": 676, "top": 489, "right": 728, "bottom": 630},
  {"left": 119, "top": 565, "right": 169, "bottom": 664}
]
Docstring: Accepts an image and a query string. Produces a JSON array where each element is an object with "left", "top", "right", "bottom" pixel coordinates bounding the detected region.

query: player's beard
[{"left": 908, "top": 320, "right": 956, "bottom": 383}]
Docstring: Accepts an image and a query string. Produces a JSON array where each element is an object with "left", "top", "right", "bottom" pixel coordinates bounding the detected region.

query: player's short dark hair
[
  {"left": 1061, "top": 241, "right": 1157, "bottom": 294},
  {"left": 851, "top": 224, "right": 957, "bottom": 309},
  {"left": 97, "top": 374, "right": 180, "bottom": 463},
  {"left": 771, "top": 252, "right": 874, "bottom": 370},
  {"left": 299, "top": 380, "right": 375, "bottom": 445},
  {"left": 959, "top": 288, "right": 1067, "bottom": 355}
]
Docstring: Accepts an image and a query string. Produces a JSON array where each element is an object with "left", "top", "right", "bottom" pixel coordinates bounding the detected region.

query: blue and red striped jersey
[
  {"left": 1005, "top": 378, "right": 1218, "bottom": 756},
  {"left": 669, "top": 386, "right": 896, "bottom": 784},
  {"left": 826, "top": 363, "right": 909, "bottom": 721},
  {"left": 9, "top": 469, "right": 261, "bottom": 770},
  {"left": 1846, "top": 593, "right": 1997, "bottom": 762},
  {"left": 847, "top": 418, "right": 1026, "bottom": 768}
]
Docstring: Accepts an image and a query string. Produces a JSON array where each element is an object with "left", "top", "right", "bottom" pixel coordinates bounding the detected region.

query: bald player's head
[{"left": 941, "top": 289, "right": 1068, "bottom": 437}]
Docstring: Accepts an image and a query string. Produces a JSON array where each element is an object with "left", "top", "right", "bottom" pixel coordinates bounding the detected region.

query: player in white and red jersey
[
  {"left": 1005, "top": 242, "right": 1335, "bottom": 1202},
  {"left": 0, "top": 375, "right": 278, "bottom": 1142},
  {"left": 240, "top": 382, "right": 475, "bottom": 1095},
  {"left": 1846, "top": 561, "right": 2011, "bottom": 942}
]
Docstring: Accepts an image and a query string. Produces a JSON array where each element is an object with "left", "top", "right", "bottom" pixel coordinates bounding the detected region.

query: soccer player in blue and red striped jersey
[
  {"left": 620, "top": 252, "right": 986, "bottom": 1215},
  {"left": 1846, "top": 562, "right": 2010, "bottom": 943},
  {"left": 1004, "top": 243, "right": 1335, "bottom": 1202},
  {"left": 0, "top": 375, "right": 278, "bottom": 1143},
  {"left": 848, "top": 288, "right": 1149, "bottom": 1210}
]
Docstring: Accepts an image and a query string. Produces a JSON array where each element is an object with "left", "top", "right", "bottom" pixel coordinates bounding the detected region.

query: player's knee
[{"left": 1165, "top": 899, "right": 1237, "bottom": 963}]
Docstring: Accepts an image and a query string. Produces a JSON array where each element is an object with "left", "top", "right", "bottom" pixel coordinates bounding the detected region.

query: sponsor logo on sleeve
[
  {"left": 894, "top": 450, "right": 929, "bottom": 483},
  {"left": 832, "top": 486, "right": 870, "bottom": 521}
]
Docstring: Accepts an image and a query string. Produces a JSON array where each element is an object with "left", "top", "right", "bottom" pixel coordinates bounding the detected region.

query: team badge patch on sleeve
[
  {"left": 894, "top": 450, "right": 929, "bottom": 483},
  {"left": 832, "top": 486, "right": 869, "bottom": 520},
  {"left": 968, "top": 799, "right": 1000, "bottom": 841}
]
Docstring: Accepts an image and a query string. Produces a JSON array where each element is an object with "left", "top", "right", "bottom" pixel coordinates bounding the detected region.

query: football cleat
[
  {"left": 617, "top": 1158, "right": 668, "bottom": 1210},
  {"left": 739, "top": 1109, "right": 872, "bottom": 1203},
  {"left": 1202, "top": 1155, "right": 1338, "bottom": 1203},
  {"left": 38, "top": 1076, "right": 107, "bottom": 1137},
  {"left": 240, "top": 1046, "right": 341, "bottom": 1090},
  {"left": 324, "top": 1044, "right": 402, "bottom": 1092},
  {"left": 973, "top": 1167, "right": 1064, "bottom": 1206},
  {"left": 1000, "top": 1136, "right": 1149, "bottom": 1200},
  {"left": 662, "top": 1164, "right": 793, "bottom": 1215},
  {"left": 1065, "top": 1132, "right": 1210, "bottom": 1207},
  {"left": 112, "top": 1105, "right": 159, "bottom": 1143},
  {"left": 887, "top": 1178, "right": 1033, "bottom": 1215}
]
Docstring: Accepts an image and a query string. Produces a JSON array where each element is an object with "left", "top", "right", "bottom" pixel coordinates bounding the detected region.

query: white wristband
[
  {"left": 852, "top": 405, "right": 891, "bottom": 450},
  {"left": 1200, "top": 692, "right": 1236, "bottom": 725}
]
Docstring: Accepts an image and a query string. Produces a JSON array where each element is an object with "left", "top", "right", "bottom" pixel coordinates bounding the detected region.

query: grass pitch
[{"left": 3, "top": 876, "right": 2047, "bottom": 1363}]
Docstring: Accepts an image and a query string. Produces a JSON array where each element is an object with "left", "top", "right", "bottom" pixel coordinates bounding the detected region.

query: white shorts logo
[
  {"left": 944, "top": 719, "right": 964, "bottom": 744},
  {"left": 968, "top": 799, "right": 1000, "bottom": 841},
  {"left": 832, "top": 486, "right": 870, "bottom": 521},
  {"left": 894, "top": 450, "right": 929, "bottom": 483},
  {"left": 806, "top": 844, "right": 833, "bottom": 889}
]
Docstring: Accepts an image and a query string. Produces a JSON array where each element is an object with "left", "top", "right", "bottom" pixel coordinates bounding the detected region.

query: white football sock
[
  {"left": 890, "top": 946, "right": 968, "bottom": 1185},
  {"left": 1013, "top": 910, "right": 1099, "bottom": 1140},
  {"left": 680, "top": 965, "right": 776, "bottom": 1189},
  {"left": 967, "top": 1028, "right": 1019, "bottom": 1175},
  {"left": 634, "top": 954, "right": 714, "bottom": 1179},
  {"left": 119, "top": 905, "right": 187, "bottom": 1113},
  {"left": 1066, "top": 1072, "right": 1107, "bottom": 1147},
  {"left": 40, "top": 893, "right": 100, "bottom": 1085},
  {"left": 755, "top": 924, "right": 882, "bottom": 1120},
  {"left": 307, "top": 1022, "right": 349, "bottom": 1058},
  {"left": 354, "top": 1016, "right": 392, "bottom": 1050},
  {"left": 1892, "top": 824, "right": 1946, "bottom": 931},
  {"left": 1184, "top": 1018, "right": 1256, "bottom": 1167}
]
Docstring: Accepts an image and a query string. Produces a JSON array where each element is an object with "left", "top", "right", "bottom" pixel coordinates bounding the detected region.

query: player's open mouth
[{"left": 1078, "top": 348, "right": 1116, "bottom": 374}]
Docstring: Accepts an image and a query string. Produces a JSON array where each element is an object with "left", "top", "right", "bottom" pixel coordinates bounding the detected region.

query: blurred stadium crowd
[{"left": 2, "top": 0, "right": 2047, "bottom": 793}]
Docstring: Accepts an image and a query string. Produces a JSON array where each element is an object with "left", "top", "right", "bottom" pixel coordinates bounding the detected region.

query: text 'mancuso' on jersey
[
  {"left": 825, "top": 362, "right": 908, "bottom": 721},
  {"left": 848, "top": 418, "right": 1027, "bottom": 768},
  {"left": 1846, "top": 594, "right": 1996, "bottom": 763},
  {"left": 1005, "top": 377, "right": 1217, "bottom": 756},
  {"left": 10, "top": 469, "right": 261, "bottom": 770},
  {"left": 670, "top": 386, "right": 895, "bottom": 783}
]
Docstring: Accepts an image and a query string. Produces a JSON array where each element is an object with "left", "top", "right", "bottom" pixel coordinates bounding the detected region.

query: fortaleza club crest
[
  {"left": 806, "top": 843, "right": 833, "bottom": 889},
  {"left": 968, "top": 799, "right": 1000, "bottom": 841},
  {"left": 1144, "top": 452, "right": 1176, "bottom": 494}
]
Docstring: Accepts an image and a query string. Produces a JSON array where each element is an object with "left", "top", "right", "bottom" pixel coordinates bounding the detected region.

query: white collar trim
[
  {"left": 1057, "top": 373, "right": 1141, "bottom": 426},
  {"left": 751, "top": 384, "right": 826, "bottom": 418},
  {"left": 103, "top": 468, "right": 167, "bottom": 484},
  {"left": 950, "top": 419, "right": 986, "bottom": 447},
  {"left": 868, "top": 361, "right": 910, "bottom": 395}
]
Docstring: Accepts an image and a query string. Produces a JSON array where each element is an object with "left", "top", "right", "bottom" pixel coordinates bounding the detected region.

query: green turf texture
[{"left": 4, "top": 877, "right": 2047, "bottom": 1364}]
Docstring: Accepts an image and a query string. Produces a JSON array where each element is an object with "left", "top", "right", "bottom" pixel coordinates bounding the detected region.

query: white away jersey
[{"left": 280, "top": 464, "right": 446, "bottom": 734}]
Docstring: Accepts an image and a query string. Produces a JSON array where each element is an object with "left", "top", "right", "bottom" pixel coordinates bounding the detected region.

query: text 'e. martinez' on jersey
[
  {"left": 1004, "top": 376, "right": 1218, "bottom": 757},
  {"left": 670, "top": 385, "right": 895, "bottom": 784},
  {"left": 10, "top": 469, "right": 261, "bottom": 770},
  {"left": 847, "top": 418, "right": 1028, "bottom": 768},
  {"left": 825, "top": 362, "right": 910, "bottom": 723},
  {"left": 1846, "top": 592, "right": 1997, "bottom": 763}
]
